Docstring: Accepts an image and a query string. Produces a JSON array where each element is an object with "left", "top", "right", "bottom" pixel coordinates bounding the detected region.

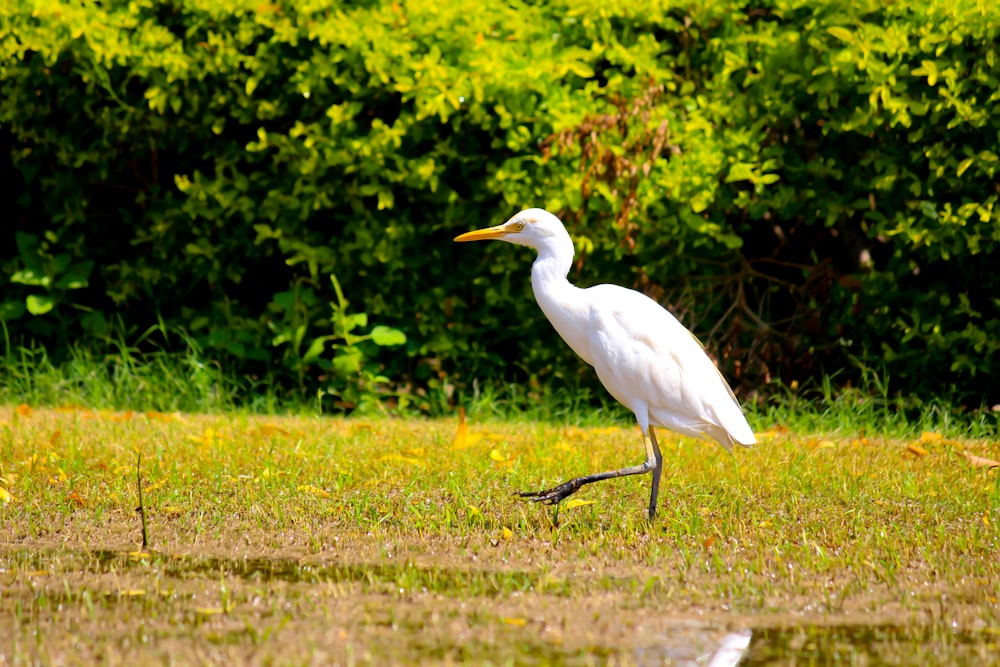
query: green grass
[
  {"left": 2, "top": 338, "right": 997, "bottom": 440},
  {"left": 1, "top": 403, "right": 998, "bottom": 664},
  {"left": 0, "top": 340, "right": 255, "bottom": 414}
]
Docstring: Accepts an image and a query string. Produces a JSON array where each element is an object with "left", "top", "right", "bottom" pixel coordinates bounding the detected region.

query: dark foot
[{"left": 516, "top": 477, "right": 586, "bottom": 505}]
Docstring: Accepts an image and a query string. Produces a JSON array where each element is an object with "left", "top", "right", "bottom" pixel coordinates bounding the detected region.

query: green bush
[{"left": 2, "top": 0, "right": 998, "bottom": 410}]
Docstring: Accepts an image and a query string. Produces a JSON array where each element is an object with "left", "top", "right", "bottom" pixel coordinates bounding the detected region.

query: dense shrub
[{"left": 2, "top": 0, "right": 998, "bottom": 409}]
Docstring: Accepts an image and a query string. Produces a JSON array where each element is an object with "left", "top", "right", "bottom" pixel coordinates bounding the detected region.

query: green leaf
[
  {"left": 827, "top": 26, "right": 854, "bottom": 43},
  {"left": 302, "top": 337, "right": 327, "bottom": 364},
  {"left": 377, "top": 190, "right": 394, "bottom": 210},
  {"left": 564, "top": 60, "right": 594, "bottom": 78},
  {"left": 81, "top": 311, "right": 109, "bottom": 336},
  {"left": 11, "top": 269, "right": 49, "bottom": 287},
  {"left": 332, "top": 350, "right": 363, "bottom": 375},
  {"left": 920, "top": 60, "right": 939, "bottom": 86},
  {"left": 15, "top": 231, "right": 40, "bottom": 257},
  {"left": 726, "top": 163, "right": 755, "bottom": 182},
  {"left": 26, "top": 294, "right": 54, "bottom": 315},
  {"left": 346, "top": 312, "right": 368, "bottom": 329},
  {"left": 957, "top": 158, "right": 973, "bottom": 177},
  {"left": 0, "top": 300, "right": 27, "bottom": 321},
  {"left": 370, "top": 325, "right": 406, "bottom": 346},
  {"left": 54, "top": 260, "right": 94, "bottom": 290}
]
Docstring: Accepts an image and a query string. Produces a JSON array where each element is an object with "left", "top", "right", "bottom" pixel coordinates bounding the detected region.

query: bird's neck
[
  {"left": 530, "top": 237, "right": 595, "bottom": 365},
  {"left": 530, "top": 240, "right": 570, "bottom": 278},
  {"left": 529, "top": 232, "right": 575, "bottom": 295}
]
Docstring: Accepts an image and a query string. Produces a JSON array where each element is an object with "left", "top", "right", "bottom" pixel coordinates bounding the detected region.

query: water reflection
[
  {"left": 635, "top": 628, "right": 752, "bottom": 667},
  {"left": 709, "top": 630, "right": 753, "bottom": 667},
  {"left": 739, "top": 623, "right": 991, "bottom": 666},
  {"left": 634, "top": 622, "right": 990, "bottom": 666}
]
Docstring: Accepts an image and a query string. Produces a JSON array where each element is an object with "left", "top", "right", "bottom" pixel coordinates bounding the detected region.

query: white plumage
[{"left": 455, "top": 208, "right": 755, "bottom": 518}]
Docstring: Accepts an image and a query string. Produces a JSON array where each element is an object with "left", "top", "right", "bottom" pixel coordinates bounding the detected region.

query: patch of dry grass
[{"left": 1, "top": 405, "right": 998, "bottom": 664}]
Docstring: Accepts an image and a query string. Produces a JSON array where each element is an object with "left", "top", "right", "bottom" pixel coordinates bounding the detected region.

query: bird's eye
[{"left": 514, "top": 222, "right": 525, "bottom": 232}]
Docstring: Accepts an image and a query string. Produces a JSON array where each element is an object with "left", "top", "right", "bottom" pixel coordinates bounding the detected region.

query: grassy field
[{"left": 1, "top": 403, "right": 998, "bottom": 665}]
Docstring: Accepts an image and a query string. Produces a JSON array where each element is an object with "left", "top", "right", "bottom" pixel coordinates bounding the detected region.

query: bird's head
[{"left": 453, "top": 208, "right": 567, "bottom": 251}]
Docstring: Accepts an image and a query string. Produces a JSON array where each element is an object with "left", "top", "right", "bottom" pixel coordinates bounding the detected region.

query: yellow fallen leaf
[
  {"left": 195, "top": 607, "right": 225, "bottom": 615},
  {"left": 346, "top": 423, "right": 374, "bottom": 436},
  {"left": 16, "top": 404, "right": 33, "bottom": 418},
  {"left": 963, "top": 451, "right": 1000, "bottom": 469},
  {"left": 502, "top": 617, "right": 527, "bottom": 626},
  {"left": 501, "top": 527, "right": 513, "bottom": 539},
  {"left": 453, "top": 408, "right": 485, "bottom": 449},
  {"left": 565, "top": 498, "right": 594, "bottom": 509},
  {"left": 187, "top": 429, "right": 220, "bottom": 445},
  {"left": 814, "top": 440, "right": 836, "bottom": 449},
  {"left": 467, "top": 505, "right": 481, "bottom": 517},
  {"left": 374, "top": 454, "right": 421, "bottom": 465},
  {"left": 402, "top": 447, "right": 425, "bottom": 458},
  {"left": 0, "top": 487, "right": 10, "bottom": 504},
  {"left": 453, "top": 407, "right": 469, "bottom": 449},
  {"left": 920, "top": 431, "right": 943, "bottom": 444},
  {"left": 489, "top": 448, "right": 510, "bottom": 462},
  {"left": 906, "top": 444, "right": 928, "bottom": 457},
  {"left": 298, "top": 484, "right": 332, "bottom": 498},
  {"left": 251, "top": 423, "right": 290, "bottom": 437},
  {"left": 554, "top": 440, "right": 574, "bottom": 452}
]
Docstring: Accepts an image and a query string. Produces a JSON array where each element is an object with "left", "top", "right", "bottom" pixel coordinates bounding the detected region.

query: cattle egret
[{"left": 454, "top": 208, "right": 755, "bottom": 519}]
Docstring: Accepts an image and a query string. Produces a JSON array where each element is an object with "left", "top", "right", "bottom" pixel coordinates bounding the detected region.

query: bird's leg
[
  {"left": 647, "top": 426, "right": 664, "bottom": 520},
  {"left": 518, "top": 429, "right": 662, "bottom": 513}
]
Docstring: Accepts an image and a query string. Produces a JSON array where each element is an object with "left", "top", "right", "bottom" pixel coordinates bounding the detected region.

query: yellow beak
[{"left": 453, "top": 223, "right": 511, "bottom": 243}]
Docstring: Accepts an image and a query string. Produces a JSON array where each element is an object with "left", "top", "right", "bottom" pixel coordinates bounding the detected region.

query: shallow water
[
  {"left": 2, "top": 547, "right": 997, "bottom": 665},
  {"left": 632, "top": 622, "right": 997, "bottom": 666}
]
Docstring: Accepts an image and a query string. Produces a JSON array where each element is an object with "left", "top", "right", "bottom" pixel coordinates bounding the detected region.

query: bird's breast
[{"left": 531, "top": 283, "right": 596, "bottom": 367}]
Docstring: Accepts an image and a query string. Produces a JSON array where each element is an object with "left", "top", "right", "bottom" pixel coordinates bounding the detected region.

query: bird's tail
[
  {"left": 705, "top": 407, "right": 756, "bottom": 451},
  {"left": 701, "top": 424, "right": 755, "bottom": 452}
]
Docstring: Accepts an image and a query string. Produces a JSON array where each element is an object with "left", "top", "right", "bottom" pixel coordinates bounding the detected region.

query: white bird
[{"left": 454, "top": 208, "right": 756, "bottom": 519}]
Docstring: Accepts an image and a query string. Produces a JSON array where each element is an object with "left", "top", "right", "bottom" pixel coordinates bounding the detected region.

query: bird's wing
[{"left": 584, "top": 285, "right": 755, "bottom": 449}]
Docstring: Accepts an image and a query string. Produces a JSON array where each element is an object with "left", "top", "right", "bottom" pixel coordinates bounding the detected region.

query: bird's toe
[{"left": 516, "top": 479, "right": 583, "bottom": 505}]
